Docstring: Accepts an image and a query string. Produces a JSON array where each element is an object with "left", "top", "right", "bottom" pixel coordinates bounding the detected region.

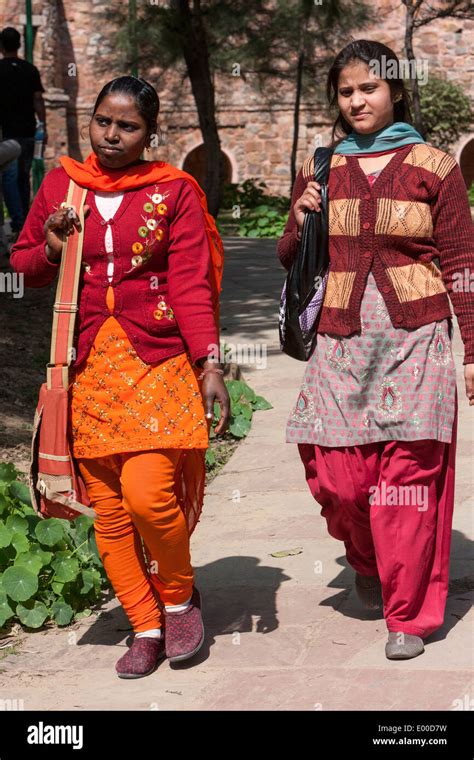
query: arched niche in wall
[
  {"left": 459, "top": 137, "right": 474, "bottom": 191},
  {"left": 182, "top": 144, "right": 232, "bottom": 187}
]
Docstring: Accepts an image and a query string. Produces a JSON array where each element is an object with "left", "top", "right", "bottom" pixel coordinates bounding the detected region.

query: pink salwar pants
[{"left": 297, "top": 392, "right": 458, "bottom": 639}]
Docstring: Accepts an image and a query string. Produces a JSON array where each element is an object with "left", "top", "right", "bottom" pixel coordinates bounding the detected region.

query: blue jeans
[{"left": 1, "top": 137, "right": 35, "bottom": 232}]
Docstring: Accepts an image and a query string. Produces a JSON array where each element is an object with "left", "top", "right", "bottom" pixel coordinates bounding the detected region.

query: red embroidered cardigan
[
  {"left": 277, "top": 143, "right": 474, "bottom": 365},
  {"left": 10, "top": 166, "right": 218, "bottom": 368}
]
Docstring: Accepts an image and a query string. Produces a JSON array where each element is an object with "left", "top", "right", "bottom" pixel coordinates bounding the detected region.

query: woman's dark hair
[
  {"left": 92, "top": 76, "right": 160, "bottom": 135},
  {"left": 326, "top": 40, "right": 414, "bottom": 147}
]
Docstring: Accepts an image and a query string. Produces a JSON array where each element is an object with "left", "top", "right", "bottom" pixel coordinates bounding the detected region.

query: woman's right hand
[
  {"left": 44, "top": 204, "right": 90, "bottom": 261},
  {"left": 293, "top": 181, "right": 322, "bottom": 232}
]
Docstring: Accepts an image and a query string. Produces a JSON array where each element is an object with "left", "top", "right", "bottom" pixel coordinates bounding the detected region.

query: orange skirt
[{"left": 67, "top": 286, "right": 210, "bottom": 534}]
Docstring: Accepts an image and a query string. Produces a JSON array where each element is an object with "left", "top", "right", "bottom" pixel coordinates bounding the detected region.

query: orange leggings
[{"left": 76, "top": 449, "right": 194, "bottom": 632}]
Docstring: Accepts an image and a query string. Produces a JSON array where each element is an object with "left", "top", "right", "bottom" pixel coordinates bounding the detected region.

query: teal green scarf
[{"left": 333, "top": 121, "right": 425, "bottom": 154}]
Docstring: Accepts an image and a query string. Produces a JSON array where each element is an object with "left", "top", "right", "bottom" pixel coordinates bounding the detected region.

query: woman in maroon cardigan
[
  {"left": 10, "top": 76, "right": 230, "bottom": 678},
  {"left": 279, "top": 40, "right": 474, "bottom": 660}
]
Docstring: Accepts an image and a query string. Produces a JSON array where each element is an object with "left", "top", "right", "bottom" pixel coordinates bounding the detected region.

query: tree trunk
[
  {"left": 291, "top": 49, "right": 305, "bottom": 191},
  {"left": 404, "top": 2, "right": 426, "bottom": 137},
  {"left": 173, "top": 0, "right": 224, "bottom": 217},
  {"left": 290, "top": 3, "right": 311, "bottom": 192}
]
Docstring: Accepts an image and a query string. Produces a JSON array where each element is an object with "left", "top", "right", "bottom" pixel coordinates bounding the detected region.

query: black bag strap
[
  {"left": 298, "top": 146, "right": 333, "bottom": 284},
  {"left": 301, "top": 145, "right": 333, "bottom": 240},
  {"left": 312, "top": 145, "right": 333, "bottom": 190}
]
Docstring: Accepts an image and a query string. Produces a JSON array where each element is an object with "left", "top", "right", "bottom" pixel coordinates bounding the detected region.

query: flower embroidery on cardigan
[
  {"left": 153, "top": 294, "right": 175, "bottom": 322},
  {"left": 125, "top": 185, "right": 169, "bottom": 274}
]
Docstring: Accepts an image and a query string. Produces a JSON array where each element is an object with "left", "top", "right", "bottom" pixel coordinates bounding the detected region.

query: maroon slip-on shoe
[
  {"left": 115, "top": 635, "right": 166, "bottom": 679},
  {"left": 163, "top": 586, "right": 205, "bottom": 663}
]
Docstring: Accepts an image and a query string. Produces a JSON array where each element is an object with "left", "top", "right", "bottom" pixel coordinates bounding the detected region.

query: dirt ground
[{"left": 0, "top": 251, "right": 55, "bottom": 476}]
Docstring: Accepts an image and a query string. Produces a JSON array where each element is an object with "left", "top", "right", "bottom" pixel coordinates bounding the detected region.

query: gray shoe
[
  {"left": 385, "top": 631, "right": 424, "bottom": 660},
  {"left": 355, "top": 572, "right": 383, "bottom": 610}
]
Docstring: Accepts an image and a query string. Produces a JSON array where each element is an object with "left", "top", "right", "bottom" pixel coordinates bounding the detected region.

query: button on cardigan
[
  {"left": 10, "top": 166, "right": 219, "bottom": 368},
  {"left": 277, "top": 143, "right": 474, "bottom": 365}
]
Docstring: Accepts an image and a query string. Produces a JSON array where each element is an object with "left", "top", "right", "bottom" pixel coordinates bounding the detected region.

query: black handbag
[{"left": 279, "top": 146, "right": 333, "bottom": 361}]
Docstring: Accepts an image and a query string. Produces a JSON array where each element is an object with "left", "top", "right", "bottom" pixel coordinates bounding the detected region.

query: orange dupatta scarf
[{"left": 59, "top": 151, "right": 224, "bottom": 537}]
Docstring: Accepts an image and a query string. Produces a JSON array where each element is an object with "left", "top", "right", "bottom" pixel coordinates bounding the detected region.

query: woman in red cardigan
[
  {"left": 10, "top": 76, "right": 230, "bottom": 678},
  {"left": 278, "top": 40, "right": 474, "bottom": 661}
]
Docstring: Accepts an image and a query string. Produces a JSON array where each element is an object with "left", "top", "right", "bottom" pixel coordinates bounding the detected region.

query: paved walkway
[{"left": 1, "top": 238, "right": 472, "bottom": 710}]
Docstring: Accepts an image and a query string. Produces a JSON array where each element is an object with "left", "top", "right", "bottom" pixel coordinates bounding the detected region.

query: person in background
[
  {"left": 0, "top": 26, "right": 47, "bottom": 243},
  {"left": 0, "top": 137, "right": 21, "bottom": 257}
]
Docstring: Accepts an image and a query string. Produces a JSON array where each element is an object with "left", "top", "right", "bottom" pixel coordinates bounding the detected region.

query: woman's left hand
[
  {"left": 464, "top": 363, "right": 474, "bottom": 406},
  {"left": 200, "top": 368, "right": 231, "bottom": 434}
]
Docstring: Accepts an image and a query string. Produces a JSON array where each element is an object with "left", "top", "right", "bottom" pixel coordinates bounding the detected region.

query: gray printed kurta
[{"left": 286, "top": 170, "right": 457, "bottom": 448}]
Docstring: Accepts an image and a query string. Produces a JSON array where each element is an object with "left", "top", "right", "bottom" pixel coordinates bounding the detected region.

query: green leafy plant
[
  {"left": 414, "top": 75, "right": 473, "bottom": 151},
  {"left": 219, "top": 178, "right": 290, "bottom": 239},
  {"left": 468, "top": 182, "right": 474, "bottom": 207},
  {"left": 238, "top": 204, "right": 288, "bottom": 238},
  {"left": 222, "top": 178, "right": 269, "bottom": 209},
  {"left": 205, "top": 379, "right": 272, "bottom": 467},
  {"left": 0, "top": 463, "right": 110, "bottom": 631}
]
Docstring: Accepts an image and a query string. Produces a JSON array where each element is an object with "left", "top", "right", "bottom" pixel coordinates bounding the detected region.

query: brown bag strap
[{"left": 47, "top": 179, "right": 88, "bottom": 390}]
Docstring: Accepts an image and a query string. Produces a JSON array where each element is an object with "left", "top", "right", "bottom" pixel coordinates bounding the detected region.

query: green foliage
[
  {"left": 0, "top": 463, "right": 109, "bottom": 631},
  {"left": 415, "top": 75, "right": 473, "bottom": 150},
  {"left": 205, "top": 373, "right": 272, "bottom": 468},
  {"left": 221, "top": 178, "right": 290, "bottom": 239},
  {"left": 468, "top": 183, "right": 474, "bottom": 207},
  {"left": 222, "top": 178, "right": 270, "bottom": 209},
  {"left": 238, "top": 204, "right": 288, "bottom": 238}
]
